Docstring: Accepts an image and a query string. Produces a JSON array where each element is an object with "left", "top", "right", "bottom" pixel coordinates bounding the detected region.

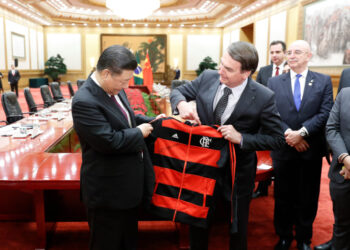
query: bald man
[{"left": 268, "top": 40, "right": 334, "bottom": 250}]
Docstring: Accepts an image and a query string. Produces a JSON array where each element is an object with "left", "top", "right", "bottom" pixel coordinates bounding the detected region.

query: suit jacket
[
  {"left": 72, "top": 77, "right": 154, "bottom": 210},
  {"left": 326, "top": 87, "right": 350, "bottom": 183},
  {"left": 256, "top": 64, "right": 273, "bottom": 86},
  {"left": 337, "top": 68, "right": 350, "bottom": 94},
  {"left": 268, "top": 70, "right": 334, "bottom": 160},
  {"left": 170, "top": 70, "right": 285, "bottom": 197},
  {"left": 8, "top": 70, "right": 20, "bottom": 84}
]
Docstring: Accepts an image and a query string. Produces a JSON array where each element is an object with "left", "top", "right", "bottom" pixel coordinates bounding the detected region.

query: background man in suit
[
  {"left": 256, "top": 40, "right": 286, "bottom": 86},
  {"left": 0, "top": 71, "right": 3, "bottom": 94},
  {"left": 268, "top": 40, "right": 333, "bottom": 250},
  {"left": 315, "top": 87, "right": 350, "bottom": 250},
  {"left": 337, "top": 67, "right": 350, "bottom": 94},
  {"left": 254, "top": 41, "right": 286, "bottom": 198},
  {"left": 170, "top": 41, "right": 285, "bottom": 250},
  {"left": 7, "top": 64, "right": 20, "bottom": 97},
  {"left": 314, "top": 68, "right": 350, "bottom": 250},
  {"left": 72, "top": 45, "right": 162, "bottom": 250}
]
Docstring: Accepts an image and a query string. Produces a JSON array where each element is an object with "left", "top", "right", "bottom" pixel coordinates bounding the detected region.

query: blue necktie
[{"left": 293, "top": 74, "right": 302, "bottom": 111}]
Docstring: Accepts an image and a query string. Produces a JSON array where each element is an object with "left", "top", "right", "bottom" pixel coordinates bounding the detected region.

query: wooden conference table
[
  {"left": 0, "top": 100, "right": 81, "bottom": 249},
  {"left": 0, "top": 99, "right": 273, "bottom": 249}
]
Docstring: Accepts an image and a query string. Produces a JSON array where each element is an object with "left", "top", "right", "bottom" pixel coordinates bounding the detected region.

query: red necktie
[
  {"left": 111, "top": 95, "right": 128, "bottom": 122},
  {"left": 275, "top": 67, "right": 279, "bottom": 76}
]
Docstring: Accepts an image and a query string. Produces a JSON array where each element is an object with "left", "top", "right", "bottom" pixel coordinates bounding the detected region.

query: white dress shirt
[
  {"left": 272, "top": 61, "right": 285, "bottom": 76},
  {"left": 290, "top": 68, "right": 308, "bottom": 100}
]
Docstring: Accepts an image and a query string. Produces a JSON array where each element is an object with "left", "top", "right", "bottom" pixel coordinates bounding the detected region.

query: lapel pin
[{"left": 308, "top": 79, "right": 313, "bottom": 86}]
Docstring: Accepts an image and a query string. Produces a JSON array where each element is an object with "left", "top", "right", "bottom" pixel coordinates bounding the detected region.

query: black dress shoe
[
  {"left": 314, "top": 240, "right": 332, "bottom": 250},
  {"left": 252, "top": 190, "right": 268, "bottom": 198},
  {"left": 297, "top": 243, "right": 311, "bottom": 250},
  {"left": 275, "top": 239, "right": 292, "bottom": 250}
]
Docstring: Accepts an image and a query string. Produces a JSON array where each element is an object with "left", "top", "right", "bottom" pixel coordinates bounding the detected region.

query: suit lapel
[
  {"left": 266, "top": 65, "right": 273, "bottom": 78},
  {"left": 87, "top": 79, "right": 131, "bottom": 128},
  {"left": 282, "top": 73, "right": 296, "bottom": 110},
  {"left": 299, "top": 71, "right": 314, "bottom": 111},
  {"left": 119, "top": 90, "right": 136, "bottom": 127},
  {"left": 207, "top": 78, "right": 221, "bottom": 122}
]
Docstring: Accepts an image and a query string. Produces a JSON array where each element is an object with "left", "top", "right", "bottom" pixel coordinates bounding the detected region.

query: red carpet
[{"left": 0, "top": 86, "right": 333, "bottom": 249}]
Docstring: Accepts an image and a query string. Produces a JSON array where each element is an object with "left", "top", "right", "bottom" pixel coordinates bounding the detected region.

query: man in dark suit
[
  {"left": 316, "top": 87, "right": 350, "bottom": 250},
  {"left": 256, "top": 40, "right": 286, "bottom": 86},
  {"left": 72, "top": 45, "right": 162, "bottom": 250},
  {"left": 7, "top": 64, "right": 20, "bottom": 97},
  {"left": 314, "top": 69, "right": 350, "bottom": 250},
  {"left": 0, "top": 71, "right": 3, "bottom": 93},
  {"left": 268, "top": 40, "right": 334, "bottom": 250},
  {"left": 337, "top": 67, "right": 350, "bottom": 94},
  {"left": 170, "top": 41, "right": 285, "bottom": 250},
  {"left": 254, "top": 40, "right": 287, "bottom": 198}
]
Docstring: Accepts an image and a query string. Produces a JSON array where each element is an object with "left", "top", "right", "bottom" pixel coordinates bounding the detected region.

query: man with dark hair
[
  {"left": 313, "top": 67, "right": 350, "bottom": 250},
  {"left": 256, "top": 40, "right": 286, "bottom": 86},
  {"left": 337, "top": 67, "right": 350, "bottom": 94},
  {"left": 253, "top": 40, "right": 287, "bottom": 198},
  {"left": 72, "top": 45, "right": 163, "bottom": 250},
  {"left": 8, "top": 64, "right": 20, "bottom": 97},
  {"left": 170, "top": 41, "right": 284, "bottom": 250},
  {"left": 268, "top": 40, "right": 333, "bottom": 250}
]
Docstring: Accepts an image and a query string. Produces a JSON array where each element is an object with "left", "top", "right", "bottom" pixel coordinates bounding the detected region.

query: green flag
[{"left": 134, "top": 52, "right": 143, "bottom": 85}]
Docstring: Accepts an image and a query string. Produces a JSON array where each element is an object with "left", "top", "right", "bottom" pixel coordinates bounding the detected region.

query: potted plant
[
  {"left": 44, "top": 54, "right": 67, "bottom": 82},
  {"left": 195, "top": 56, "right": 218, "bottom": 76}
]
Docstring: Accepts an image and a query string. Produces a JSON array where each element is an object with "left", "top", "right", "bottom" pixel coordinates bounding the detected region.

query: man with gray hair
[
  {"left": 268, "top": 40, "right": 333, "bottom": 250},
  {"left": 170, "top": 41, "right": 284, "bottom": 250}
]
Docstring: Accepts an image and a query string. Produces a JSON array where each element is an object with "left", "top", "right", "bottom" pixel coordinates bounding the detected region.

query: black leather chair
[
  {"left": 67, "top": 81, "right": 75, "bottom": 97},
  {"left": 171, "top": 79, "right": 190, "bottom": 90},
  {"left": 24, "top": 88, "right": 45, "bottom": 113},
  {"left": 77, "top": 79, "right": 85, "bottom": 89},
  {"left": 50, "top": 82, "right": 65, "bottom": 102},
  {"left": 40, "top": 85, "right": 56, "bottom": 107},
  {"left": 1, "top": 91, "right": 32, "bottom": 124}
]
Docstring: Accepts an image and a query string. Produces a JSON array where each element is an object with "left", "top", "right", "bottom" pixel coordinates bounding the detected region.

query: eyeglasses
[{"left": 286, "top": 50, "right": 307, "bottom": 56}]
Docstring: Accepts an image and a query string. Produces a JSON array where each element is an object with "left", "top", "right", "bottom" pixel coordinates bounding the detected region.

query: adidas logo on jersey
[{"left": 171, "top": 133, "right": 179, "bottom": 139}]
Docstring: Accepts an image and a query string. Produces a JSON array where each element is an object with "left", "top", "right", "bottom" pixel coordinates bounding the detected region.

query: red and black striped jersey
[{"left": 147, "top": 117, "right": 235, "bottom": 228}]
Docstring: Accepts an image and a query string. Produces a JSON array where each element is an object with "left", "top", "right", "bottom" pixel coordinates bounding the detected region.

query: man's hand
[
  {"left": 177, "top": 101, "right": 201, "bottom": 125},
  {"left": 294, "top": 140, "right": 310, "bottom": 152},
  {"left": 217, "top": 125, "right": 242, "bottom": 144},
  {"left": 285, "top": 129, "right": 303, "bottom": 147},
  {"left": 340, "top": 156, "right": 350, "bottom": 179},
  {"left": 149, "top": 113, "right": 166, "bottom": 124},
  {"left": 137, "top": 123, "right": 153, "bottom": 138}
]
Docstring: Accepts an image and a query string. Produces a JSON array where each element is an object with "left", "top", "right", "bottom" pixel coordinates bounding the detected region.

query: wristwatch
[{"left": 300, "top": 130, "right": 307, "bottom": 138}]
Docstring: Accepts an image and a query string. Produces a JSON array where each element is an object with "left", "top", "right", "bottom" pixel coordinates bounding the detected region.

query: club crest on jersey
[{"left": 199, "top": 136, "right": 212, "bottom": 148}]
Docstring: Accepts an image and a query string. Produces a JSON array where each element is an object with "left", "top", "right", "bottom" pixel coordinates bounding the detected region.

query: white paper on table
[
  {"left": 0, "top": 127, "right": 14, "bottom": 136},
  {"left": 31, "top": 130, "right": 43, "bottom": 139},
  {"left": 12, "top": 132, "right": 29, "bottom": 138},
  {"left": 257, "top": 164, "right": 272, "bottom": 170}
]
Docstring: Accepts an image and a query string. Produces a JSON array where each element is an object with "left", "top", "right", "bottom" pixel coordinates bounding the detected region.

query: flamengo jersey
[{"left": 147, "top": 117, "right": 236, "bottom": 228}]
